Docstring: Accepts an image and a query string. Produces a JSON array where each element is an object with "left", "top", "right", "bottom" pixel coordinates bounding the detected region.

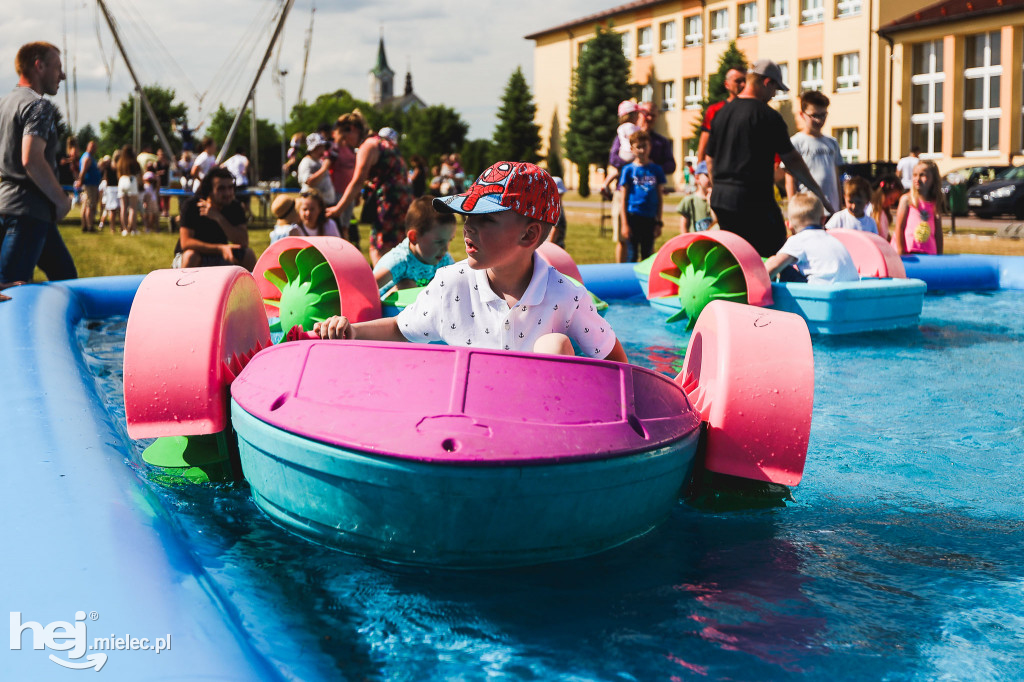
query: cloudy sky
[{"left": 3, "top": 0, "right": 616, "bottom": 140}]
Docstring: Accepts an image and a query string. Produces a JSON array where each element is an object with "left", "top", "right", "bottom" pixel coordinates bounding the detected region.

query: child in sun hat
[
  {"left": 314, "top": 161, "right": 627, "bottom": 362},
  {"left": 615, "top": 100, "right": 640, "bottom": 163}
]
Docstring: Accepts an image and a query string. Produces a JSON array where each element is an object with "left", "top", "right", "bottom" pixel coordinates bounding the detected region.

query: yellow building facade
[{"left": 527, "top": 0, "right": 1024, "bottom": 186}]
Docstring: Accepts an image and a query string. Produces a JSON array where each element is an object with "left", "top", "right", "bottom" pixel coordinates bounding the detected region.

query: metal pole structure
[
  {"left": 249, "top": 95, "right": 260, "bottom": 185},
  {"left": 133, "top": 89, "right": 141, "bottom": 151},
  {"left": 217, "top": 0, "right": 295, "bottom": 164},
  {"left": 279, "top": 69, "right": 288, "bottom": 189},
  {"left": 96, "top": 0, "right": 176, "bottom": 160}
]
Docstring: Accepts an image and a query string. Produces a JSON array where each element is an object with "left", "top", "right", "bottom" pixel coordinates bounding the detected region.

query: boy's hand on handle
[{"left": 313, "top": 315, "right": 354, "bottom": 340}]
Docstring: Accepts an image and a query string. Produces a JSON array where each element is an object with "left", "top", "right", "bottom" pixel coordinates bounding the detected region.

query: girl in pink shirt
[{"left": 893, "top": 160, "right": 943, "bottom": 255}]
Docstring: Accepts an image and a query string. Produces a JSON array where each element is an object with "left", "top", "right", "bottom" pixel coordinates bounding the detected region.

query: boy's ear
[
  {"left": 407, "top": 227, "right": 419, "bottom": 244},
  {"left": 520, "top": 219, "right": 545, "bottom": 248}
]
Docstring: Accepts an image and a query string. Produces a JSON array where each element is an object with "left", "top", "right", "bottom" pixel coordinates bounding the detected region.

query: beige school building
[{"left": 525, "top": 0, "right": 1024, "bottom": 187}]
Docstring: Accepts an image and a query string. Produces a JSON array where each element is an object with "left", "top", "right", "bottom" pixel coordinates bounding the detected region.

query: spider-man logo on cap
[{"left": 433, "top": 161, "right": 562, "bottom": 225}]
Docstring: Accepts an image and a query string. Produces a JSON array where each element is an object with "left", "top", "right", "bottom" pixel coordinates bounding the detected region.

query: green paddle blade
[
  {"left": 669, "top": 241, "right": 748, "bottom": 330},
  {"left": 142, "top": 434, "right": 233, "bottom": 484},
  {"left": 264, "top": 247, "right": 341, "bottom": 334}
]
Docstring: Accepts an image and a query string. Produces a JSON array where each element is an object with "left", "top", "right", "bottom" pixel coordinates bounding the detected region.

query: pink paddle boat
[{"left": 124, "top": 247, "right": 814, "bottom": 568}]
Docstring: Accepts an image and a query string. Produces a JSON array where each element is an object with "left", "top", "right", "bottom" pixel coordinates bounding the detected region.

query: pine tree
[
  {"left": 492, "top": 67, "right": 541, "bottom": 163},
  {"left": 546, "top": 111, "right": 564, "bottom": 179},
  {"left": 565, "top": 26, "right": 632, "bottom": 197},
  {"left": 693, "top": 41, "right": 748, "bottom": 135}
]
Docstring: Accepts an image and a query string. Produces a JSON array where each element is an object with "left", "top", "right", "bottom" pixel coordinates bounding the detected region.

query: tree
[
  {"left": 693, "top": 41, "right": 748, "bottom": 135},
  {"left": 401, "top": 105, "right": 469, "bottom": 164},
  {"left": 565, "top": 25, "right": 632, "bottom": 196},
  {"left": 546, "top": 111, "right": 564, "bottom": 179},
  {"left": 75, "top": 123, "right": 98, "bottom": 148},
  {"left": 459, "top": 139, "right": 495, "bottom": 179},
  {"left": 491, "top": 67, "right": 541, "bottom": 163},
  {"left": 286, "top": 89, "right": 382, "bottom": 141},
  {"left": 204, "top": 104, "right": 283, "bottom": 182},
  {"left": 98, "top": 85, "right": 187, "bottom": 155}
]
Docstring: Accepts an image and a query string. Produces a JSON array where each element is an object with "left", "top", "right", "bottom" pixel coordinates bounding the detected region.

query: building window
[
  {"left": 768, "top": 0, "right": 790, "bottom": 31},
  {"left": 684, "top": 14, "right": 703, "bottom": 47},
  {"left": 738, "top": 3, "right": 758, "bottom": 37},
  {"left": 638, "top": 26, "right": 653, "bottom": 57},
  {"left": 684, "top": 77, "right": 702, "bottom": 109},
  {"left": 772, "top": 63, "right": 790, "bottom": 100},
  {"left": 835, "top": 127, "right": 859, "bottom": 163},
  {"left": 801, "top": 0, "right": 823, "bottom": 24},
  {"left": 619, "top": 32, "right": 630, "bottom": 59},
  {"left": 641, "top": 84, "right": 654, "bottom": 103},
  {"left": 835, "top": 0, "right": 861, "bottom": 18},
  {"left": 835, "top": 52, "right": 860, "bottom": 91},
  {"left": 661, "top": 81, "right": 677, "bottom": 111},
  {"left": 800, "top": 58, "right": 823, "bottom": 92},
  {"left": 660, "top": 21, "right": 677, "bottom": 52},
  {"left": 684, "top": 138, "right": 699, "bottom": 165},
  {"left": 963, "top": 31, "right": 1002, "bottom": 155},
  {"left": 911, "top": 40, "right": 945, "bottom": 157},
  {"left": 711, "top": 9, "right": 730, "bottom": 42}
]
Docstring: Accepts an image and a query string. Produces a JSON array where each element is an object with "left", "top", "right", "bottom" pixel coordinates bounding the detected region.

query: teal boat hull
[{"left": 232, "top": 402, "right": 699, "bottom": 569}]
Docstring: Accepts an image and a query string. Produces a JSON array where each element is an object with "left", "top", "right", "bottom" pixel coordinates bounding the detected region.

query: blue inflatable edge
[
  {"left": 3, "top": 253, "right": 1023, "bottom": 676},
  {"left": 579, "top": 253, "right": 1024, "bottom": 299},
  {"left": 0, "top": 277, "right": 286, "bottom": 680}
]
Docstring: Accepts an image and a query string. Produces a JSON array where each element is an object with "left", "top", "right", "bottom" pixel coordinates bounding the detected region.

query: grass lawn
[{"left": 34, "top": 194, "right": 1024, "bottom": 280}]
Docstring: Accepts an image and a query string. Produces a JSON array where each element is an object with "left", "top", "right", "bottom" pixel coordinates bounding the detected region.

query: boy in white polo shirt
[
  {"left": 314, "top": 161, "right": 628, "bottom": 362},
  {"left": 764, "top": 192, "right": 859, "bottom": 284}
]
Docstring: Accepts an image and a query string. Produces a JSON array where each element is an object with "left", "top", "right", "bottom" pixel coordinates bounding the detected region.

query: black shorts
[{"left": 710, "top": 202, "right": 787, "bottom": 258}]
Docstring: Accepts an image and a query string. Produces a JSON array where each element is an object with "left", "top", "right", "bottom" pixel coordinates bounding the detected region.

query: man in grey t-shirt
[
  {"left": 784, "top": 90, "right": 843, "bottom": 216},
  {"left": 0, "top": 41, "right": 76, "bottom": 284}
]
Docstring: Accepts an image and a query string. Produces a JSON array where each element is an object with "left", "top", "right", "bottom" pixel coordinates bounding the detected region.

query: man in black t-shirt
[
  {"left": 705, "top": 59, "right": 835, "bottom": 257},
  {"left": 173, "top": 166, "right": 256, "bottom": 270}
]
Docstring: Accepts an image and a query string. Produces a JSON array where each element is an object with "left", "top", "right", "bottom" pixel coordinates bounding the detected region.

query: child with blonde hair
[
  {"left": 765, "top": 192, "right": 859, "bottom": 284},
  {"left": 893, "top": 160, "right": 943, "bottom": 255}
]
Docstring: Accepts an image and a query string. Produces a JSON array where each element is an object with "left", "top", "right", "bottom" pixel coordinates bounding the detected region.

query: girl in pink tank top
[{"left": 893, "top": 160, "right": 943, "bottom": 255}]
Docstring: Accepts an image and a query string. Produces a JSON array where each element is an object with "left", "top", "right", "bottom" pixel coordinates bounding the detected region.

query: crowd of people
[
  {"left": 598, "top": 58, "right": 945, "bottom": 287},
  {"left": 0, "top": 41, "right": 949, "bottom": 312}
]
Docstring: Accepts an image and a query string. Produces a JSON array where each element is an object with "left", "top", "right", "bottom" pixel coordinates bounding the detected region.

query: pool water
[{"left": 80, "top": 291, "right": 1024, "bottom": 680}]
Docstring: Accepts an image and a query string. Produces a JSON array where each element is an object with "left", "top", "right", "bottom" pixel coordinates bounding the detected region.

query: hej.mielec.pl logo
[{"left": 10, "top": 610, "right": 172, "bottom": 671}]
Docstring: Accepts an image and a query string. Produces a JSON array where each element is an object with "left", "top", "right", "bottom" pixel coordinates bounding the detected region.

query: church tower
[{"left": 369, "top": 34, "right": 394, "bottom": 105}]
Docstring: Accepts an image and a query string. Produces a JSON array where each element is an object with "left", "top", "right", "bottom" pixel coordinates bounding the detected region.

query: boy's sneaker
[{"left": 121, "top": 229, "right": 129, "bottom": 236}]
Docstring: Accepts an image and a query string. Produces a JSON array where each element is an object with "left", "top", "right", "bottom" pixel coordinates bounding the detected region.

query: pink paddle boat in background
[{"left": 124, "top": 238, "right": 815, "bottom": 568}]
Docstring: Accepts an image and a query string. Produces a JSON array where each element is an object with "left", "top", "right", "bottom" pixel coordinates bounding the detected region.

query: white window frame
[
  {"left": 711, "top": 9, "right": 730, "bottom": 42},
  {"left": 835, "top": 127, "right": 859, "bottom": 163},
  {"left": 660, "top": 21, "right": 677, "bottom": 52},
  {"left": 641, "top": 84, "right": 655, "bottom": 103},
  {"left": 661, "top": 81, "right": 677, "bottom": 111},
  {"left": 800, "top": 58, "right": 823, "bottom": 92},
  {"left": 684, "top": 77, "right": 702, "bottom": 109},
  {"left": 801, "top": 0, "right": 823, "bottom": 24},
  {"left": 637, "top": 26, "right": 653, "bottom": 57},
  {"left": 963, "top": 31, "right": 1002, "bottom": 156},
  {"left": 836, "top": 0, "right": 861, "bottom": 18},
  {"left": 772, "top": 63, "right": 790, "bottom": 100},
  {"left": 835, "top": 52, "right": 860, "bottom": 91},
  {"left": 684, "top": 15, "right": 703, "bottom": 47},
  {"left": 619, "top": 32, "right": 631, "bottom": 59},
  {"left": 738, "top": 2, "right": 758, "bottom": 37},
  {"left": 768, "top": 0, "right": 790, "bottom": 31},
  {"left": 910, "top": 40, "right": 945, "bottom": 158}
]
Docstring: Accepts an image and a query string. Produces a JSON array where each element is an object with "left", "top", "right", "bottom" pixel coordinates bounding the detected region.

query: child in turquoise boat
[
  {"left": 373, "top": 196, "right": 456, "bottom": 293},
  {"left": 313, "top": 161, "right": 628, "bottom": 362},
  {"left": 764, "top": 192, "right": 859, "bottom": 284}
]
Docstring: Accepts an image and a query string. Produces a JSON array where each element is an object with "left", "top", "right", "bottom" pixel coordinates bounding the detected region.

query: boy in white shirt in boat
[
  {"left": 765, "top": 192, "right": 860, "bottom": 284},
  {"left": 314, "top": 161, "right": 628, "bottom": 362}
]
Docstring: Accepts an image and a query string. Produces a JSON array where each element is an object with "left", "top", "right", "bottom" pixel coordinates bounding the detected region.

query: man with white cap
[{"left": 705, "top": 58, "right": 835, "bottom": 257}]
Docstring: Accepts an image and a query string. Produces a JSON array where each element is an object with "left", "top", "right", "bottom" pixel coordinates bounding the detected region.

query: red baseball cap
[{"left": 433, "top": 161, "right": 562, "bottom": 225}]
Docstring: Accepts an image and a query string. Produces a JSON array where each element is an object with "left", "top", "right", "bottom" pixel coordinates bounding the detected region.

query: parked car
[
  {"left": 943, "top": 165, "right": 1009, "bottom": 216},
  {"left": 840, "top": 161, "right": 897, "bottom": 183},
  {"left": 966, "top": 166, "right": 1024, "bottom": 219}
]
